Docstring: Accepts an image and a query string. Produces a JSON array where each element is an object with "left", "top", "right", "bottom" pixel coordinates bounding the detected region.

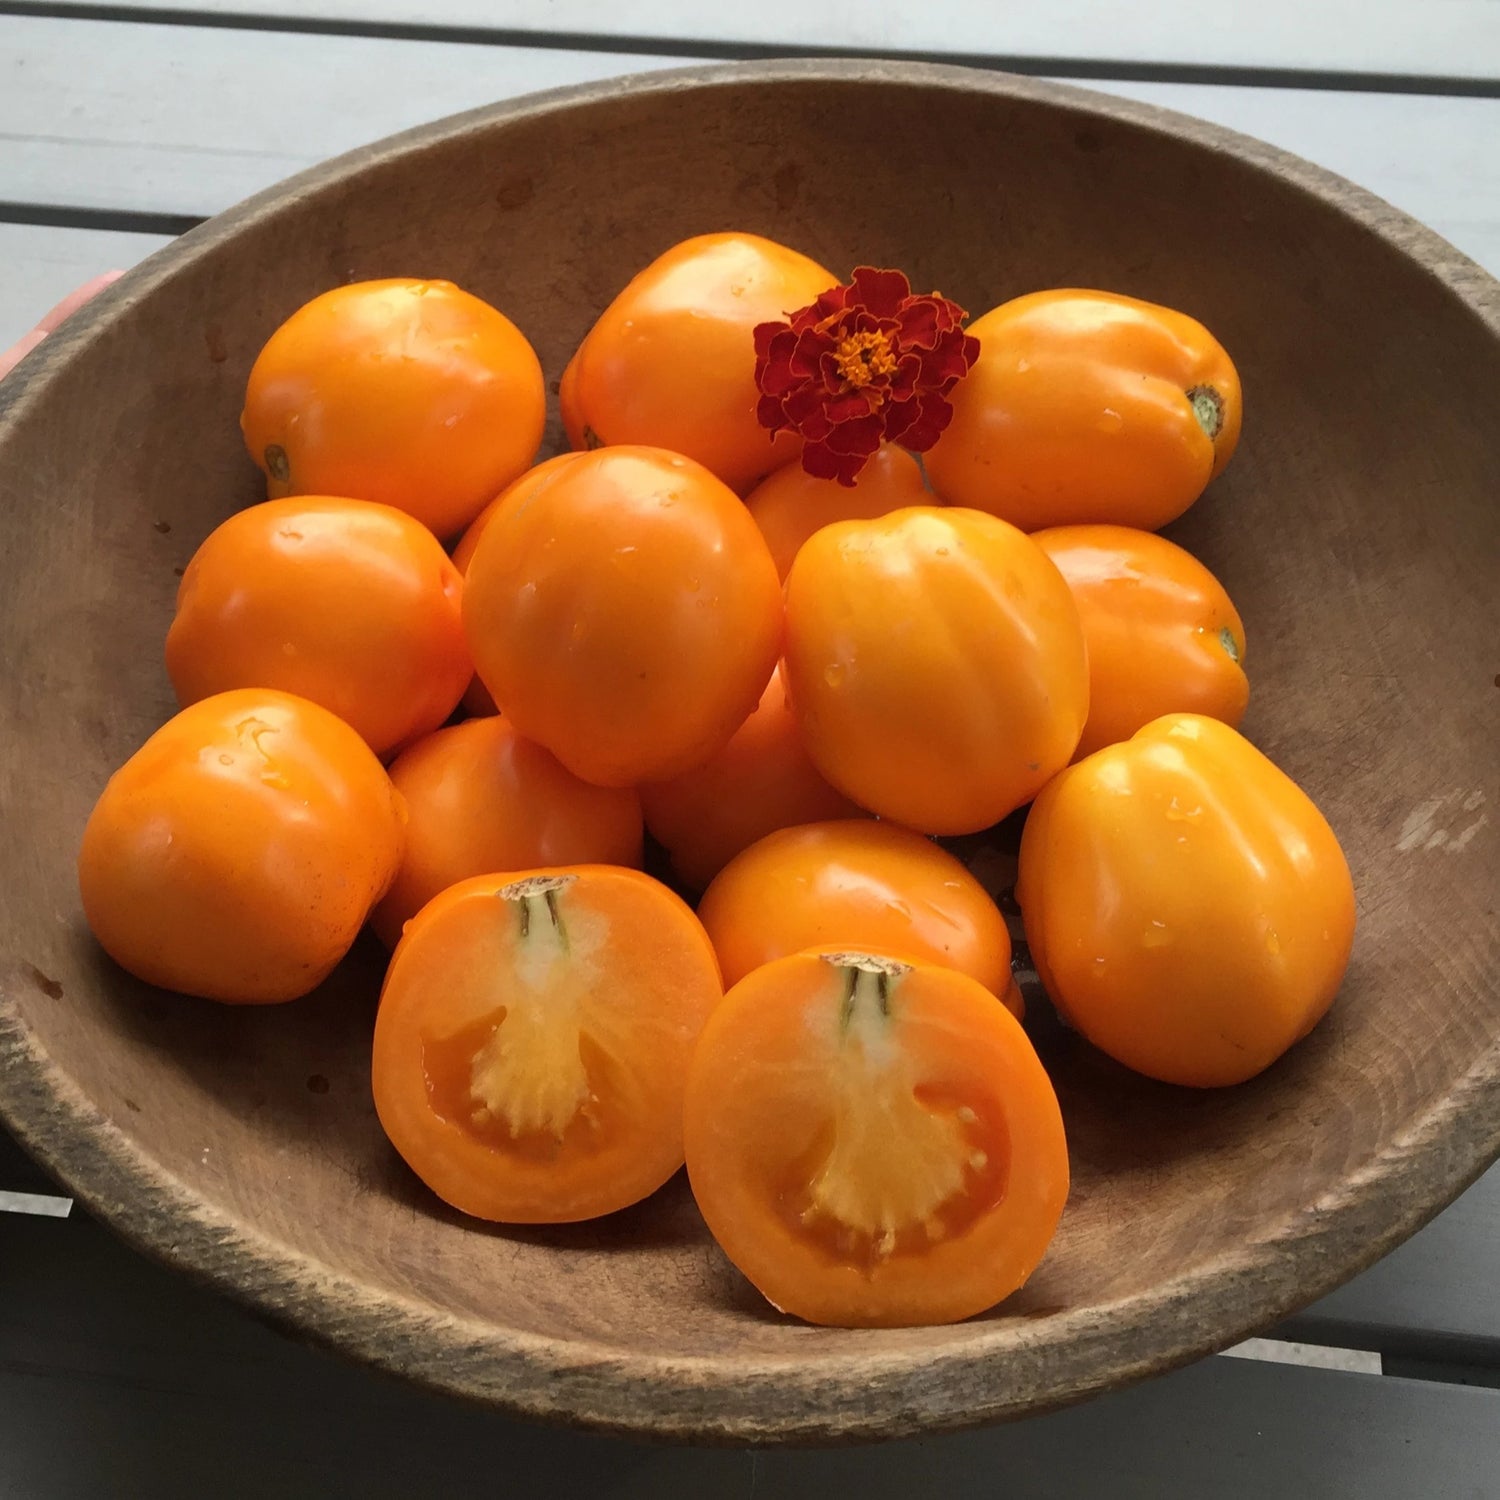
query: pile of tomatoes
[{"left": 77, "top": 232, "right": 1355, "bottom": 1330}]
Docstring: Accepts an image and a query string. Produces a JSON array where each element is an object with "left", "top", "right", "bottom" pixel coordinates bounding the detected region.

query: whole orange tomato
[
  {"left": 640, "top": 666, "right": 866, "bottom": 890},
  {"left": 372, "top": 716, "right": 644, "bottom": 948},
  {"left": 1016, "top": 714, "right": 1356, "bottom": 1087},
  {"left": 463, "top": 445, "right": 783, "bottom": 787},
  {"left": 743, "top": 444, "right": 932, "bottom": 581},
  {"left": 559, "top": 233, "right": 836, "bottom": 493},
  {"left": 783, "top": 506, "right": 1089, "bottom": 834},
  {"left": 697, "top": 819, "right": 1015, "bottom": 1005},
  {"left": 449, "top": 453, "right": 583, "bottom": 716},
  {"left": 78, "top": 689, "right": 407, "bottom": 1003},
  {"left": 1033, "top": 524, "right": 1249, "bottom": 759},
  {"left": 165, "top": 496, "right": 471, "bottom": 758},
  {"left": 241, "top": 278, "right": 545, "bottom": 539},
  {"left": 925, "top": 290, "right": 1242, "bottom": 531}
]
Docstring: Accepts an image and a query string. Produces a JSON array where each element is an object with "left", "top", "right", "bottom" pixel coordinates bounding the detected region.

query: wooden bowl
[{"left": 1, "top": 62, "right": 1497, "bottom": 1444}]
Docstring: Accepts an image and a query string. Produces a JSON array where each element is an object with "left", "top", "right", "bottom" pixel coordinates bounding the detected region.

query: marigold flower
[{"left": 753, "top": 266, "right": 980, "bottom": 486}]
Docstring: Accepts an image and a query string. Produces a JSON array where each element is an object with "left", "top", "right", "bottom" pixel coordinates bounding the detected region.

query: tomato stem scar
[
  {"left": 824, "top": 951, "right": 911, "bottom": 1029},
  {"left": 498, "top": 874, "right": 575, "bottom": 951},
  {"left": 1185, "top": 385, "right": 1225, "bottom": 440}
]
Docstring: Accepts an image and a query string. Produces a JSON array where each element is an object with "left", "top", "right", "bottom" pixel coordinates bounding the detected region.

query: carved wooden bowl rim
[{"left": 2, "top": 59, "right": 1497, "bottom": 1444}]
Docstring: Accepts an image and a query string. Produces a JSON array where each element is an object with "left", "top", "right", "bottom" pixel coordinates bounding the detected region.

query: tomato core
[
  {"left": 418, "top": 875, "right": 626, "bottom": 1159},
  {"left": 769, "top": 954, "right": 1010, "bottom": 1273}
]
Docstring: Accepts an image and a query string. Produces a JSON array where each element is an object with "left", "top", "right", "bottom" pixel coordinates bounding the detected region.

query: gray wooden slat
[
  {"left": 3, "top": 17, "right": 1498, "bottom": 274},
  {"left": 0, "top": 223, "right": 172, "bottom": 348},
  {"left": 3, "top": 1209, "right": 1499, "bottom": 1499},
  {"left": 29, "top": 0, "right": 1500, "bottom": 81}
]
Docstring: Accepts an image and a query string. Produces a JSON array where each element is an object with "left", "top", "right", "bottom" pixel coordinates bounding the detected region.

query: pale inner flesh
[
  {"left": 467, "top": 879, "right": 611, "bottom": 1141},
  {"left": 796, "top": 960, "right": 991, "bottom": 1260}
]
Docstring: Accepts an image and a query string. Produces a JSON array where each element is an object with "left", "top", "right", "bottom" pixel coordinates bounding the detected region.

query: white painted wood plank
[
  {"left": 0, "top": 223, "right": 172, "bottom": 348},
  {"left": 1223, "top": 1336, "right": 1383, "bottom": 1374},
  {"left": 0, "top": 1188, "right": 72, "bottom": 1216},
  {"left": 3, "top": 1209, "right": 1500, "bottom": 1498},
  {"left": 0, "top": 17, "right": 683, "bottom": 216},
  {"left": 32, "top": 0, "right": 1500, "bottom": 81},
  {"left": 2, "top": 17, "right": 1497, "bottom": 276}
]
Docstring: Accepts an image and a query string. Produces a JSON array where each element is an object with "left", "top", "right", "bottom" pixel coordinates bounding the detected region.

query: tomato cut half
[
  {"left": 373, "top": 866, "right": 722, "bottom": 1223},
  {"left": 684, "top": 950, "right": 1068, "bottom": 1326}
]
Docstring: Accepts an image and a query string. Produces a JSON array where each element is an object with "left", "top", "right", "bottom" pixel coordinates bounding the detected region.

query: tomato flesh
[
  {"left": 684, "top": 950, "right": 1067, "bottom": 1326},
  {"left": 373, "top": 867, "right": 721, "bottom": 1222}
]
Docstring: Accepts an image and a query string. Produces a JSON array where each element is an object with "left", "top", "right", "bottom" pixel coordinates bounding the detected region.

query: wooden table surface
[{"left": 3, "top": 6, "right": 1498, "bottom": 1495}]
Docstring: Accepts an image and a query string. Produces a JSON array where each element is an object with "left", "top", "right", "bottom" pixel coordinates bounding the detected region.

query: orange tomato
[
  {"left": 373, "top": 866, "right": 722, "bottom": 1222},
  {"left": 684, "top": 950, "right": 1068, "bottom": 1326},
  {"left": 463, "top": 446, "right": 783, "bottom": 787},
  {"left": 1016, "top": 713, "right": 1356, "bottom": 1087},
  {"left": 449, "top": 453, "right": 582, "bottom": 717},
  {"left": 925, "top": 290, "right": 1242, "bottom": 532},
  {"left": 783, "top": 506, "right": 1089, "bottom": 834},
  {"left": 639, "top": 667, "right": 865, "bottom": 890},
  {"left": 241, "top": 278, "right": 545, "bottom": 539},
  {"left": 372, "top": 716, "right": 643, "bottom": 948},
  {"left": 165, "top": 496, "right": 470, "bottom": 758},
  {"left": 559, "top": 232, "right": 836, "bottom": 493},
  {"left": 744, "top": 444, "right": 932, "bottom": 581},
  {"left": 697, "top": 820, "right": 1015, "bottom": 1005},
  {"left": 1033, "top": 524, "right": 1249, "bottom": 759},
  {"left": 78, "top": 689, "right": 406, "bottom": 1004}
]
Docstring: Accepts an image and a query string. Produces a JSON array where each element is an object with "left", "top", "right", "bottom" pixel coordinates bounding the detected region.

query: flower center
[{"left": 833, "top": 329, "right": 898, "bottom": 390}]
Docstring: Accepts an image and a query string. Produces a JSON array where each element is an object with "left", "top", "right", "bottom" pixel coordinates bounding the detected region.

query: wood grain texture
[
  {"left": 5, "top": 1212, "right": 1500, "bottom": 1498},
  {"left": 2, "top": 15, "right": 1498, "bottom": 274},
  {"left": 5, "top": 1098, "right": 1495, "bottom": 1346},
  {"left": 28, "top": 0, "right": 1500, "bottom": 79},
  {"left": 0, "top": 61, "right": 1497, "bottom": 1442}
]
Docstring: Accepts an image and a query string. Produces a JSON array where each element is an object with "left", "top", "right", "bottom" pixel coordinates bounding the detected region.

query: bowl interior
[{"left": 1, "top": 64, "right": 1498, "bottom": 1442}]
